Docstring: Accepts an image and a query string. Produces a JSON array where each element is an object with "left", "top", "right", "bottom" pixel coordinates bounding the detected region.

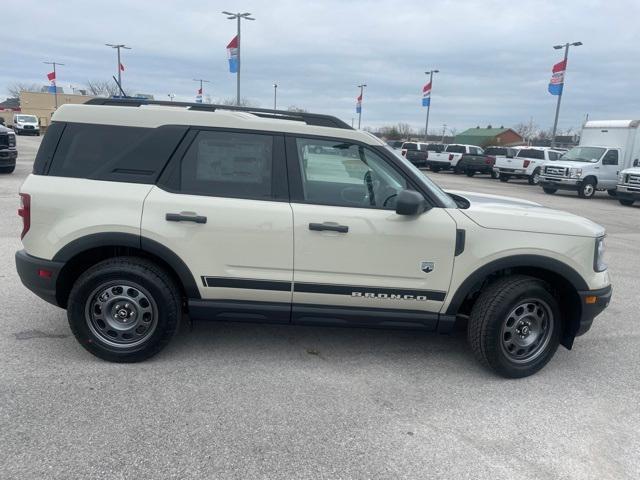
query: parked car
[
  {"left": 12, "top": 114, "right": 40, "bottom": 136},
  {"left": 400, "top": 141, "right": 428, "bottom": 167},
  {"left": 616, "top": 161, "right": 640, "bottom": 206},
  {"left": 495, "top": 147, "right": 564, "bottom": 185},
  {"left": 0, "top": 124, "right": 17, "bottom": 174},
  {"left": 426, "top": 144, "right": 486, "bottom": 173},
  {"left": 387, "top": 140, "right": 404, "bottom": 150},
  {"left": 539, "top": 120, "right": 640, "bottom": 198},
  {"left": 15, "top": 98, "right": 611, "bottom": 378}
]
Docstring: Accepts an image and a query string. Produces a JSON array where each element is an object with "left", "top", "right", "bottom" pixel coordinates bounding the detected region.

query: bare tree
[
  {"left": 218, "top": 97, "right": 257, "bottom": 107},
  {"left": 85, "top": 80, "right": 120, "bottom": 97},
  {"left": 7, "top": 83, "right": 40, "bottom": 98},
  {"left": 396, "top": 122, "right": 414, "bottom": 139},
  {"left": 514, "top": 121, "right": 538, "bottom": 142}
]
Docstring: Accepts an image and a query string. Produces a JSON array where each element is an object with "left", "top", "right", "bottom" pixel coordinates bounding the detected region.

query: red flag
[
  {"left": 47, "top": 71, "right": 56, "bottom": 81},
  {"left": 552, "top": 59, "right": 567, "bottom": 73},
  {"left": 226, "top": 35, "right": 238, "bottom": 49},
  {"left": 119, "top": 63, "right": 125, "bottom": 72}
]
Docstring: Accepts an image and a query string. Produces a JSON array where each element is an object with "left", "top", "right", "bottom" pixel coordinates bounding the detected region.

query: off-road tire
[
  {"left": 67, "top": 256, "right": 181, "bottom": 362},
  {"left": 543, "top": 187, "right": 557, "bottom": 194},
  {"left": 499, "top": 174, "right": 509, "bottom": 182},
  {"left": 467, "top": 275, "right": 562, "bottom": 378},
  {"left": 619, "top": 199, "right": 635, "bottom": 206},
  {"left": 528, "top": 168, "right": 541, "bottom": 185},
  {"left": 466, "top": 170, "right": 475, "bottom": 177}
]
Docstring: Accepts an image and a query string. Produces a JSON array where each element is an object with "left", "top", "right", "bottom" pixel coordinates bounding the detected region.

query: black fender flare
[
  {"left": 445, "top": 254, "right": 588, "bottom": 316},
  {"left": 53, "top": 232, "right": 200, "bottom": 299}
]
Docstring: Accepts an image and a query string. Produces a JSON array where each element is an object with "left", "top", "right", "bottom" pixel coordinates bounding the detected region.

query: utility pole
[
  {"left": 106, "top": 44, "right": 131, "bottom": 94},
  {"left": 193, "top": 78, "right": 211, "bottom": 103},
  {"left": 222, "top": 11, "right": 255, "bottom": 106},
  {"left": 441, "top": 123, "right": 447, "bottom": 143},
  {"left": 43, "top": 61, "right": 64, "bottom": 109},
  {"left": 273, "top": 83, "right": 278, "bottom": 110},
  {"left": 550, "top": 41, "right": 582, "bottom": 147},
  {"left": 424, "top": 69, "right": 439, "bottom": 142},
  {"left": 357, "top": 84, "right": 367, "bottom": 129}
]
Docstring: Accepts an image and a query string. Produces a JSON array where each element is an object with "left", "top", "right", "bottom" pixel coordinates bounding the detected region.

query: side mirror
[{"left": 396, "top": 190, "right": 427, "bottom": 216}]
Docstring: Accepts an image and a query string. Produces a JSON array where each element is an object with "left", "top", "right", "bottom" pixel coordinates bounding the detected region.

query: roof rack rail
[{"left": 84, "top": 97, "right": 353, "bottom": 130}]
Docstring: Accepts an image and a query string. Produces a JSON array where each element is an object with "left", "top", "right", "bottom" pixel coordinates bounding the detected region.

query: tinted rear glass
[
  {"left": 48, "top": 123, "right": 150, "bottom": 178},
  {"left": 485, "top": 147, "right": 507, "bottom": 155},
  {"left": 402, "top": 143, "right": 417, "bottom": 150},
  {"left": 445, "top": 145, "right": 466, "bottom": 154},
  {"left": 517, "top": 149, "right": 545, "bottom": 160}
]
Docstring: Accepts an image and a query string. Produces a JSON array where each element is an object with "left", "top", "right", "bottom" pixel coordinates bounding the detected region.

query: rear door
[
  {"left": 142, "top": 128, "right": 293, "bottom": 321},
  {"left": 285, "top": 136, "right": 457, "bottom": 328}
]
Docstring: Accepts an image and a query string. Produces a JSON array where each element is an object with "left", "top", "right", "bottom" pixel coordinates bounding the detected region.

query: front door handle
[
  {"left": 166, "top": 212, "right": 207, "bottom": 224},
  {"left": 309, "top": 222, "right": 349, "bottom": 233}
]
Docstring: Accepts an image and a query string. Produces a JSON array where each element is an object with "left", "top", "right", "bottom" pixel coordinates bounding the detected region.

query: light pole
[
  {"left": 424, "top": 69, "right": 439, "bottom": 142},
  {"left": 167, "top": 93, "right": 175, "bottom": 102},
  {"left": 550, "top": 41, "right": 582, "bottom": 147},
  {"left": 357, "top": 83, "right": 367, "bottom": 129},
  {"left": 222, "top": 11, "right": 255, "bottom": 106},
  {"left": 106, "top": 44, "right": 131, "bottom": 93},
  {"left": 193, "top": 78, "right": 211, "bottom": 103},
  {"left": 43, "top": 61, "right": 64, "bottom": 109},
  {"left": 441, "top": 123, "right": 447, "bottom": 143},
  {"left": 273, "top": 83, "right": 278, "bottom": 110}
]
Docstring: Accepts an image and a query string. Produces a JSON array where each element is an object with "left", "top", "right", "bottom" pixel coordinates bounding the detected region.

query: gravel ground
[{"left": 1, "top": 136, "right": 638, "bottom": 479}]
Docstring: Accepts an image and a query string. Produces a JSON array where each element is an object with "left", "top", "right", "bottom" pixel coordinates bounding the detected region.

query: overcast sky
[{"left": 1, "top": 0, "right": 638, "bottom": 133}]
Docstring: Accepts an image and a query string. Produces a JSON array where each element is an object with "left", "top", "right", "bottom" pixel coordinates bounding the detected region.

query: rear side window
[
  {"left": 446, "top": 145, "right": 465, "bottom": 154},
  {"left": 485, "top": 147, "right": 506, "bottom": 155},
  {"left": 517, "top": 149, "right": 545, "bottom": 160},
  {"left": 46, "top": 123, "right": 187, "bottom": 183},
  {"left": 179, "top": 130, "right": 273, "bottom": 199},
  {"left": 49, "top": 124, "right": 149, "bottom": 178}
]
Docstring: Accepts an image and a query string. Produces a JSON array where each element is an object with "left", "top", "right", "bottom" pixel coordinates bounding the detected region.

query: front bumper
[
  {"left": 0, "top": 149, "right": 17, "bottom": 166},
  {"left": 540, "top": 176, "right": 581, "bottom": 191},
  {"left": 15, "top": 127, "right": 39, "bottom": 134},
  {"left": 575, "top": 285, "right": 612, "bottom": 336},
  {"left": 15, "top": 250, "right": 64, "bottom": 307},
  {"left": 616, "top": 185, "right": 640, "bottom": 200},
  {"left": 426, "top": 160, "right": 451, "bottom": 169}
]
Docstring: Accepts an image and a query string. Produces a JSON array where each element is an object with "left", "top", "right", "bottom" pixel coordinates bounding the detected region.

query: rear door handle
[
  {"left": 166, "top": 212, "right": 207, "bottom": 224},
  {"left": 309, "top": 222, "right": 349, "bottom": 233}
]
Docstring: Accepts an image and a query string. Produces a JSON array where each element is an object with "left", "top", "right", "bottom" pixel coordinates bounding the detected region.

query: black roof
[{"left": 85, "top": 98, "right": 353, "bottom": 130}]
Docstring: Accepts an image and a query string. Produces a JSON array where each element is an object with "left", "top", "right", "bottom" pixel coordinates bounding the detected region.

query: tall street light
[
  {"left": 193, "top": 78, "right": 211, "bottom": 103},
  {"left": 43, "top": 61, "right": 64, "bottom": 109},
  {"left": 550, "top": 41, "right": 582, "bottom": 147},
  {"left": 357, "top": 83, "right": 367, "bottom": 129},
  {"left": 222, "top": 11, "right": 255, "bottom": 106},
  {"left": 273, "top": 83, "right": 278, "bottom": 110},
  {"left": 106, "top": 43, "right": 131, "bottom": 93},
  {"left": 424, "top": 69, "right": 439, "bottom": 142}
]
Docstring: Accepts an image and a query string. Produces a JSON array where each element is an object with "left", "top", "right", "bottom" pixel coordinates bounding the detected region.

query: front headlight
[
  {"left": 618, "top": 172, "right": 625, "bottom": 183},
  {"left": 569, "top": 167, "right": 582, "bottom": 178},
  {"left": 594, "top": 236, "right": 607, "bottom": 272}
]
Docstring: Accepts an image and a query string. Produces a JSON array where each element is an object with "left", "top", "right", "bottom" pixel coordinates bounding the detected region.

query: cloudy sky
[{"left": 1, "top": 0, "right": 638, "bottom": 133}]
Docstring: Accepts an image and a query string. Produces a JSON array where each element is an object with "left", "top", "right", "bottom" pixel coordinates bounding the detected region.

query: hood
[
  {"left": 546, "top": 160, "right": 594, "bottom": 169},
  {"left": 621, "top": 167, "right": 640, "bottom": 174},
  {"left": 0, "top": 125, "right": 12, "bottom": 134},
  {"left": 448, "top": 190, "right": 605, "bottom": 237}
]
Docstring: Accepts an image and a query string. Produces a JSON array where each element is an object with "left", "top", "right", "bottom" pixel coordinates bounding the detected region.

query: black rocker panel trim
[
  {"left": 201, "top": 276, "right": 291, "bottom": 291},
  {"left": 188, "top": 299, "right": 291, "bottom": 324}
]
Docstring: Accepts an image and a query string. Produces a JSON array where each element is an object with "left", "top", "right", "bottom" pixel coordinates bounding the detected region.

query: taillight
[
  {"left": 401, "top": 150, "right": 407, "bottom": 157},
  {"left": 18, "top": 193, "right": 30, "bottom": 239},
  {"left": 486, "top": 155, "right": 495, "bottom": 166},
  {"left": 448, "top": 154, "right": 454, "bottom": 161},
  {"left": 523, "top": 160, "right": 531, "bottom": 168}
]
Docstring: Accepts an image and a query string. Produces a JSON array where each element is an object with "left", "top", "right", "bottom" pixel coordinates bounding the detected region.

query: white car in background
[
  {"left": 495, "top": 147, "right": 564, "bottom": 185},
  {"left": 12, "top": 114, "right": 40, "bottom": 136}
]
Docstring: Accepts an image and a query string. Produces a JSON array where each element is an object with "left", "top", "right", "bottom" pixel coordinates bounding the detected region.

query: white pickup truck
[
  {"left": 426, "top": 144, "right": 485, "bottom": 173},
  {"left": 495, "top": 147, "right": 564, "bottom": 185}
]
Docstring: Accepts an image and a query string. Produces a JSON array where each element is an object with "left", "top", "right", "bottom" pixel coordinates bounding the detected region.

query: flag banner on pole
[
  {"left": 227, "top": 36, "right": 239, "bottom": 73},
  {"left": 548, "top": 59, "right": 566, "bottom": 96},
  {"left": 119, "top": 63, "right": 125, "bottom": 72},
  {"left": 47, "top": 71, "right": 56, "bottom": 93},
  {"left": 422, "top": 81, "right": 432, "bottom": 107},
  {"left": 196, "top": 87, "right": 203, "bottom": 103},
  {"left": 356, "top": 93, "right": 362, "bottom": 113}
]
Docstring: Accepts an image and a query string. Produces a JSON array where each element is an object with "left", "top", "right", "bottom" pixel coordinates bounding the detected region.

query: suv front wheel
[
  {"left": 467, "top": 275, "right": 561, "bottom": 378},
  {"left": 67, "top": 257, "right": 181, "bottom": 362}
]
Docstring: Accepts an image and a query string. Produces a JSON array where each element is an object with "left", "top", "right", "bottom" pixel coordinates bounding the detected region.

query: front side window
[
  {"left": 602, "top": 149, "right": 619, "bottom": 165},
  {"left": 295, "top": 138, "right": 408, "bottom": 209},
  {"left": 180, "top": 130, "right": 273, "bottom": 199}
]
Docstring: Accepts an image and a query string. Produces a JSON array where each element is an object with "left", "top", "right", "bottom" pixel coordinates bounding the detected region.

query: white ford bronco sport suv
[{"left": 15, "top": 99, "right": 612, "bottom": 378}]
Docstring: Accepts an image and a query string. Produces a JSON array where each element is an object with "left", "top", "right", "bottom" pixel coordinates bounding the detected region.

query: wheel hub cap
[
  {"left": 500, "top": 299, "right": 554, "bottom": 363},
  {"left": 85, "top": 283, "right": 158, "bottom": 348}
]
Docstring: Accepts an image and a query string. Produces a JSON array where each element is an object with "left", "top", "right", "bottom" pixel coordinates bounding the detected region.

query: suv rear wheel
[
  {"left": 67, "top": 257, "right": 181, "bottom": 362},
  {"left": 467, "top": 275, "right": 561, "bottom": 378}
]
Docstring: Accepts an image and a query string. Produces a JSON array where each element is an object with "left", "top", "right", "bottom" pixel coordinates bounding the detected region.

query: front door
[
  {"left": 286, "top": 136, "right": 457, "bottom": 328},
  {"left": 142, "top": 129, "right": 293, "bottom": 321},
  {"left": 600, "top": 149, "right": 620, "bottom": 189}
]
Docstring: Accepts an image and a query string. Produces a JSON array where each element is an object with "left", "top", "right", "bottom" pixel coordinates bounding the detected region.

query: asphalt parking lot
[{"left": 1, "top": 136, "right": 639, "bottom": 479}]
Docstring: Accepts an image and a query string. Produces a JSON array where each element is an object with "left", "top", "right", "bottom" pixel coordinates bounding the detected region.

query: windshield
[
  {"left": 383, "top": 146, "right": 457, "bottom": 208},
  {"left": 516, "top": 149, "right": 545, "bottom": 160},
  {"left": 561, "top": 146, "right": 606, "bottom": 163},
  {"left": 16, "top": 115, "right": 37, "bottom": 123}
]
